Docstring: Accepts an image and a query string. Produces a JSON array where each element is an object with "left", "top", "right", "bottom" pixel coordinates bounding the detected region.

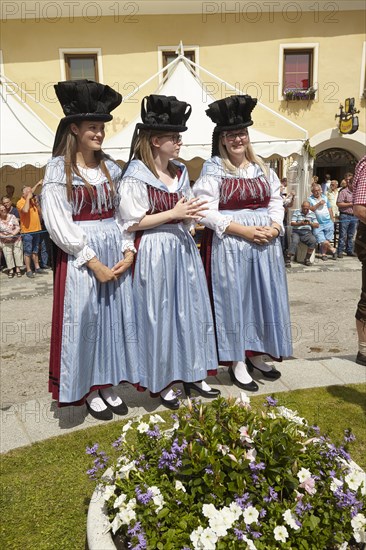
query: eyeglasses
[
  {"left": 158, "top": 134, "right": 183, "bottom": 144},
  {"left": 224, "top": 131, "right": 248, "bottom": 141}
]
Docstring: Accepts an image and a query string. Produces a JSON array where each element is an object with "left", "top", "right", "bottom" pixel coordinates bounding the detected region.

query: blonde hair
[
  {"left": 53, "top": 122, "right": 115, "bottom": 202},
  {"left": 218, "top": 135, "right": 268, "bottom": 176},
  {"left": 133, "top": 130, "right": 178, "bottom": 179}
]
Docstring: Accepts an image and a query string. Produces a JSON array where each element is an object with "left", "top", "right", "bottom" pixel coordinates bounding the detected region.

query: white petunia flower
[
  {"left": 149, "top": 485, "right": 165, "bottom": 511},
  {"left": 283, "top": 509, "right": 300, "bottom": 530},
  {"left": 297, "top": 467, "right": 312, "bottom": 483},
  {"left": 122, "top": 420, "right": 133, "bottom": 432},
  {"left": 276, "top": 406, "right": 305, "bottom": 425},
  {"left": 119, "top": 507, "right": 136, "bottom": 524},
  {"left": 351, "top": 513, "right": 366, "bottom": 531},
  {"left": 338, "top": 543, "right": 348, "bottom": 550},
  {"left": 199, "top": 528, "right": 218, "bottom": 549},
  {"left": 345, "top": 469, "right": 365, "bottom": 492},
  {"left": 235, "top": 392, "right": 251, "bottom": 406},
  {"left": 149, "top": 414, "right": 165, "bottom": 424},
  {"left": 220, "top": 506, "right": 238, "bottom": 528},
  {"left": 175, "top": 480, "right": 186, "bottom": 492},
  {"left": 114, "top": 493, "right": 127, "bottom": 508},
  {"left": 103, "top": 484, "right": 116, "bottom": 501},
  {"left": 202, "top": 503, "right": 218, "bottom": 519},
  {"left": 239, "top": 426, "right": 253, "bottom": 444},
  {"left": 274, "top": 525, "right": 289, "bottom": 543},
  {"left": 217, "top": 444, "right": 230, "bottom": 455},
  {"left": 243, "top": 535, "right": 257, "bottom": 550},
  {"left": 330, "top": 478, "right": 343, "bottom": 492},
  {"left": 110, "top": 513, "right": 122, "bottom": 534},
  {"left": 118, "top": 460, "right": 136, "bottom": 479},
  {"left": 137, "top": 422, "right": 149, "bottom": 433},
  {"left": 209, "top": 515, "right": 228, "bottom": 537},
  {"left": 245, "top": 448, "right": 257, "bottom": 462},
  {"left": 229, "top": 501, "right": 243, "bottom": 520},
  {"left": 190, "top": 526, "right": 205, "bottom": 549},
  {"left": 243, "top": 505, "right": 259, "bottom": 525},
  {"left": 352, "top": 513, "right": 366, "bottom": 542}
]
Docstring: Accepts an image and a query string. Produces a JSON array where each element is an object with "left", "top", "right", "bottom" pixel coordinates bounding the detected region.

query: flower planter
[
  {"left": 86, "top": 398, "right": 366, "bottom": 549},
  {"left": 87, "top": 481, "right": 117, "bottom": 550}
]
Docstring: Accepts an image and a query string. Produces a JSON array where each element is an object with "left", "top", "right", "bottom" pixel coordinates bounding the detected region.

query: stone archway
[{"left": 313, "top": 148, "right": 358, "bottom": 184}]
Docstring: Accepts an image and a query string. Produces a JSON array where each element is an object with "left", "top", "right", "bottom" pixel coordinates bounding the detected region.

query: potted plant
[
  {"left": 284, "top": 87, "right": 317, "bottom": 101},
  {"left": 87, "top": 395, "right": 365, "bottom": 549}
]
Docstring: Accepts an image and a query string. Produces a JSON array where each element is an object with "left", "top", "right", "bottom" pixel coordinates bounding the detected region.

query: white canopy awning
[
  {"left": 104, "top": 57, "right": 306, "bottom": 161},
  {"left": 0, "top": 77, "right": 54, "bottom": 167}
]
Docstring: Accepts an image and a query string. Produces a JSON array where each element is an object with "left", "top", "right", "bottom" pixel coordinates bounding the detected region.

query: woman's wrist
[{"left": 271, "top": 226, "right": 280, "bottom": 237}]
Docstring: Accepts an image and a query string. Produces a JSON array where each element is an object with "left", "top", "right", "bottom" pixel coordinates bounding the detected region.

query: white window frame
[
  {"left": 59, "top": 48, "right": 103, "bottom": 83},
  {"left": 157, "top": 45, "right": 200, "bottom": 83},
  {"left": 360, "top": 42, "right": 366, "bottom": 98},
  {"left": 278, "top": 43, "right": 319, "bottom": 101}
]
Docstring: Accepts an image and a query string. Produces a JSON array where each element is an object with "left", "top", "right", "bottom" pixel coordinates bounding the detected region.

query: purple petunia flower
[
  {"left": 264, "top": 486, "right": 278, "bottom": 503},
  {"left": 86, "top": 443, "right": 99, "bottom": 455},
  {"left": 135, "top": 486, "right": 153, "bottom": 505},
  {"left": 265, "top": 396, "right": 278, "bottom": 407}
]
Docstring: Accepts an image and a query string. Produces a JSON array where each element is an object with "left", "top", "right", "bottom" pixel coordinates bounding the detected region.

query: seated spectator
[
  {"left": 308, "top": 184, "right": 337, "bottom": 260},
  {"left": 1, "top": 196, "right": 20, "bottom": 219},
  {"left": 0, "top": 204, "right": 23, "bottom": 277},
  {"left": 286, "top": 201, "right": 319, "bottom": 267},
  {"left": 327, "top": 180, "right": 339, "bottom": 218}
]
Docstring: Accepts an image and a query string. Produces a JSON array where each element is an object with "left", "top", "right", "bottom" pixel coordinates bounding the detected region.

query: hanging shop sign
[{"left": 335, "top": 98, "right": 359, "bottom": 135}]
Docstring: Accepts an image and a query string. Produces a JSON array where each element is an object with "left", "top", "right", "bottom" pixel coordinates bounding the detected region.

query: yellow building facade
[{"left": 0, "top": 0, "right": 365, "bottom": 192}]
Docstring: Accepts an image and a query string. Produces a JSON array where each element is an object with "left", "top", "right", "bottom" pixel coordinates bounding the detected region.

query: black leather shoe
[
  {"left": 355, "top": 352, "right": 366, "bottom": 366},
  {"left": 99, "top": 390, "right": 128, "bottom": 416},
  {"left": 86, "top": 399, "right": 113, "bottom": 421},
  {"left": 246, "top": 357, "right": 281, "bottom": 379},
  {"left": 228, "top": 366, "right": 258, "bottom": 392},
  {"left": 183, "top": 382, "right": 221, "bottom": 398},
  {"left": 160, "top": 395, "right": 180, "bottom": 410}
]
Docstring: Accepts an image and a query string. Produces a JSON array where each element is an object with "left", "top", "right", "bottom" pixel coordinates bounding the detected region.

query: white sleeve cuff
[
  {"left": 73, "top": 245, "right": 97, "bottom": 268},
  {"left": 216, "top": 215, "right": 233, "bottom": 239}
]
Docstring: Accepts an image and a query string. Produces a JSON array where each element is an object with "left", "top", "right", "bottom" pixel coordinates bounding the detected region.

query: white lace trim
[
  {"left": 121, "top": 242, "right": 137, "bottom": 254},
  {"left": 73, "top": 245, "right": 97, "bottom": 268},
  {"left": 216, "top": 215, "right": 233, "bottom": 239},
  {"left": 120, "top": 216, "right": 144, "bottom": 233}
]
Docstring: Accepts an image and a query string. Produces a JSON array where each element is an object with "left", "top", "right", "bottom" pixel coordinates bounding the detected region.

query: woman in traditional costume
[
  {"left": 194, "top": 95, "right": 292, "bottom": 390},
  {"left": 42, "top": 80, "right": 139, "bottom": 420},
  {"left": 119, "top": 95, "right": 219, "bottom": 410}
]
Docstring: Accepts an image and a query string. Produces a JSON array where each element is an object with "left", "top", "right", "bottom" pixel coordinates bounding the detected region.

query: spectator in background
[
  {"left": 339, "top": 178, "right": 348, "bottom": 190},
  {"left": 0, "top": 203, "right": 23, "bottom": 277},
  {"left": 309, "top": 184, "right": 337, "bottom": 260},
  {"left": 321, "top": 173, "right": 331, "bottom": 194},
  {"left": 16, "top": 185, "right": 47, "bottom": 278},
  {"left": 337, "top": 172, "right": 357, "bottom": 258},
  {"left": 327, "top": 180, "right": 339, "bottom": 218},
  {"left": 310, "top": 175, "right": 319, "bottom": 194},
  {"left": 2, "top": 196, "right": 20, "bottom": 219},
  {"left": 5, "top": 185, "right": 16, "bottom": 205},
  {"left": 286, "top": 201, "right": 318, "bottom": 267},
  {"left": 352, "top": 155, "right": 366, "bottom": 365}
]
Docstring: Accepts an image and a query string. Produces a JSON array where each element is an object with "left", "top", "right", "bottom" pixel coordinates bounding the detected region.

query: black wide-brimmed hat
[
  {"left": 206, "top": 95, "right": 257, "bottom": 156},
  {"left": 123, "top": 94, "right": 192, "bottom": 168},
  {"left": 52, "top": 79, "right": 122, "bottom": 154},
  {"left": 136, "top": 94, "right": 192, "bottom": 133}
]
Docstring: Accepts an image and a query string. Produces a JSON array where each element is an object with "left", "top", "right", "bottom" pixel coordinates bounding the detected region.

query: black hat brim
[
  {"left": 213, "top": 120, "right": 254, "bottom": 133},
  {"left": 135, "top": 122, "right": 188, "bottom": 133},
  {"left": 52, "top": 113, "right": 113, "bottom": 156}
]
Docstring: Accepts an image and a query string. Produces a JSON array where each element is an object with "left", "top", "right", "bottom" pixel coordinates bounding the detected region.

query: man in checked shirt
[{"left": 352, "top": 155, "right": 366, "bottom": 366}]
